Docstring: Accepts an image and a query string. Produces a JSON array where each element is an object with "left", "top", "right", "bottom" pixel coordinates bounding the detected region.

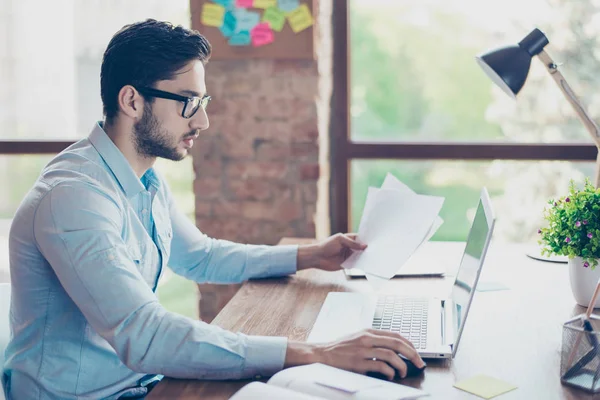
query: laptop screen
[{"left": 450, "top": 194, "right": 493, "bottom": 349}]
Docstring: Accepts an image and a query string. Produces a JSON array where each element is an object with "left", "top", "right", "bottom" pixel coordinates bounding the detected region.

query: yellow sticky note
[
  {"left": 453, "top": 375, "right": 518, "bottom": 399},
  {"left": 253, "top": 0, "right": 277, "bottom": 8},
  {"left": 286, "top": 4, "right": 313, "bottom": 33},
  {"left": 201, "top": 3, "right": 225, "bottom": 27}
]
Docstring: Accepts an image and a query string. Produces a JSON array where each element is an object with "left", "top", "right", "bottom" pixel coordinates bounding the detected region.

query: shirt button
[
  {"left": 108, "top": 254, "right": 115, "bottom": 261},
  {"left": 141, "top": 209, "right": 148, "bottom": 215},
  {"left": 167, "top": 232, "right": 172, "bottom": 238},
  {"left": 254, "top": 375, "right": 262, "bottom": 380}
]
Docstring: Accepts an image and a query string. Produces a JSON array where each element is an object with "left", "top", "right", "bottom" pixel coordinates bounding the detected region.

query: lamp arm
[{"left": 537, "top": 50, "right": 600, "bottom": 187}]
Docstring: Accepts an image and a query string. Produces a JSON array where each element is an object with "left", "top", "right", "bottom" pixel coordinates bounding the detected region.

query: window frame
[{"left": 329, "top": 0, "right": 598, "bottom": 233}]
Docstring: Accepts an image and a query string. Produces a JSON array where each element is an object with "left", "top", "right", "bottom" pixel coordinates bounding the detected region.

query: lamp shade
[{"left": 476, "top": 28, "right": 550, "bottom": 98}]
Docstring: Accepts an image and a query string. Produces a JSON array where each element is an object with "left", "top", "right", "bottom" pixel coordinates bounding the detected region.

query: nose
[{"left": 190, "top": 106, "right": 209, "bottom": 131}]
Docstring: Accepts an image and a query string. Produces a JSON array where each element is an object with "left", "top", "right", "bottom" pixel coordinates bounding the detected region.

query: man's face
[{"left": 133, "top": 60, "right": 209, "bottom": 161}]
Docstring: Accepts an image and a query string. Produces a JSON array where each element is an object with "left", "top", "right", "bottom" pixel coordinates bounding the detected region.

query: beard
[{"left": 133, "top": 104, "right": 190, "bottom": 161}]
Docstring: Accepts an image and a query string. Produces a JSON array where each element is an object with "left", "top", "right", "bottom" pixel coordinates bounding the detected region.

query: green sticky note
[
  {"left": 454, "top": 375, "right": 518, "bottom": 399},
  {"left": 262, "top": 7, "right": 286, "bottom": 32}
]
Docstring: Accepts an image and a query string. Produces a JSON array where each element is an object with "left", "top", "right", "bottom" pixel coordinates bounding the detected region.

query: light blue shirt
[{"left": 3, "top": 122, "right": 298, "bottom": 399}]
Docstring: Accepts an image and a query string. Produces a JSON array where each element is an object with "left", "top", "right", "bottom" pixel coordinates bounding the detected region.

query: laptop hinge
[{"left": 441, "top": 299, "right": 455, "bottom": 347}]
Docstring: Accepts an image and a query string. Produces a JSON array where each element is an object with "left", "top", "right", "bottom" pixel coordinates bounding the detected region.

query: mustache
[{"left": 183, "top": 131, "right": 198, "bottom": 139}]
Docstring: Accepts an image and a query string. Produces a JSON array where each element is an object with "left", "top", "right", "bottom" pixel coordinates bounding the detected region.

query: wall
[{"left": 192, "top": 0, "right": 332, "bottom": 322}]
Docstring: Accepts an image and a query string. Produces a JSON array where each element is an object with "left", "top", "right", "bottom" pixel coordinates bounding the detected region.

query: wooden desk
[{"left": 149, "top": 238, "right": 595, "bottom": 400}]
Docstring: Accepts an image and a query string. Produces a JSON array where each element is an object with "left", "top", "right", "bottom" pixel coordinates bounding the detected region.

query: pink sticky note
[
  {"left": 236, "top": 0, "right": 253, "bottom": 7},
  {"left": 251, "top": 22, "right": 274, "bottom": 47}
]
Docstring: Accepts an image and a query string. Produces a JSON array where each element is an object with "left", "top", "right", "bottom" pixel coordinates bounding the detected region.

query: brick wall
[{"left": 192, "top": 0, "right": 332, "bottom": 321}]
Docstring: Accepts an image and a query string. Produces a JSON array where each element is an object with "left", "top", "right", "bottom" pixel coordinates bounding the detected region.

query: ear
[{"left": 117, "top": 85, "right": 144, "bottom": 120}]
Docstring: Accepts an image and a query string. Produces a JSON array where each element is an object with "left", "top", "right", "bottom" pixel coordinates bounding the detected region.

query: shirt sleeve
[
  {"left": 33, "top": 182, "right": 288, "bottom": 380},
  {"left": 165, "top": 187, "right": 299, "bottom": 284}
]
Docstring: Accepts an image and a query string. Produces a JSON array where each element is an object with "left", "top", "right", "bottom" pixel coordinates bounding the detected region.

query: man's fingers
[
  {"left": 363, "top": 332, "right": 424, "bottom": 368},
  {"left": 368, "top": 348, "right": 407, "bottom": 378},
  {"left": 338, "top": 234, "right": 367, "bottom": 250},
  {"left": 361, "top": 360, "right": 395, "bottom": 381},
  {"left": 367, "top": 328, "right": 416, "bottom": 350}
]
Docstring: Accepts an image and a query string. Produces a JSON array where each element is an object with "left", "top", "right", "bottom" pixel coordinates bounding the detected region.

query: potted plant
[{"left": 539, "top": 178, "right": 600, "bottom": 307}]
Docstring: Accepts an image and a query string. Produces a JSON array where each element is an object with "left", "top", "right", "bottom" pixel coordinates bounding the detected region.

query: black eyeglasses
[{"left": 136, "top": 86, "right": 211, "bottom": 119}]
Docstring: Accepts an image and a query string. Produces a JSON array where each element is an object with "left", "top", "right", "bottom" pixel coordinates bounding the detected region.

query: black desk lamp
[
  {"left": 476, "top": 28, "right": 600, "bottom": 263},
  {"left": 476, "top": 28, "right": 600, "bottom": 186}
]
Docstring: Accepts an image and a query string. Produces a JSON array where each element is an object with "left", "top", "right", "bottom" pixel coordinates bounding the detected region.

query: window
[
  {"left": 332, "top": 0, "right": 600, "bottom": 242},
  {"left": 0, "top": 1, "right": 197, "bottom": 317}
]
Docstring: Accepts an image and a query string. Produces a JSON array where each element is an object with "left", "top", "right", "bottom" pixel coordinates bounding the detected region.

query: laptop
[{"left": 307, "top": 188, "right": 495, "bottom": 359}]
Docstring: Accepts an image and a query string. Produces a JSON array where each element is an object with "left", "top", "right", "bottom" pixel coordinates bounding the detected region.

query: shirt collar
[{"left": 88, "top": 121, "right": 146, "bottom": 198}]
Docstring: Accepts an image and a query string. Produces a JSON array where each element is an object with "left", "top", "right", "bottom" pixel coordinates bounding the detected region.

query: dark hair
[{"left": 100, "top": 19, "right": 211, "bottom": 123}]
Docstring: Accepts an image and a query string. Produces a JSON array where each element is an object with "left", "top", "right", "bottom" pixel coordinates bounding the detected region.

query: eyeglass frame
[{"left": 135, "top": 86, "right": 211, "bottom": 119}]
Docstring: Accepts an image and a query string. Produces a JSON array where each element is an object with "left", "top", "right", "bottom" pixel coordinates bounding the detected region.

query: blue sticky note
[
  {"left": 278, "top": 0, "right": 300, "bottom": 12},
  {"left": 220, "top": 11, "right": 236, "bottom": 37},
  {"left": 212, "top": 0, "right": 233, "bottom": 6},
  {"left": 229, "top": 31, "right": 251, "bottom": 46},
  {"left": 234, "top": 9, "right": 260, "bottom": 32}
]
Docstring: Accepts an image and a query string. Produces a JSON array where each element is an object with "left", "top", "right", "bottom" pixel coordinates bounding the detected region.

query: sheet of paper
[
  {"left": 251, "top": 23, "right": 275, "bottom": 47},
  {"left": 253, "top": 0, "right": 277, "bottom": 8},
  {"left": 286, "top": 4, "right": 313, "bottom": 33},
  {"left": 263, "top": 7, "right": 286, "bottom": 31},
  {"left": 278, "top": 0, "right": 300, "bottom": 12},
  {"left": 220, "top": 11, "right": 237, "bottom": 38},
  {"left": 235, "top": 9, "right": 261, "bottom": 32},
  {"left": 229, "top": 31, "right": 251, "bottom": 46},
  {"left": 342, "top": 187, "right": 444, "bottom": 280},
  {"left": 236, "top": 0, "right": 254, "bottom": 7},
  {"left": 453, "top": 375, "right": 517, "bottom": 399},
  {"left": 381, "top": 173, "right": 444, "bottom": 241},
  {"left": 229, "top": 381, "right": 321, "bottom": 400},
  {"left": 201, "top": 3, "right": 226, "bottom": 27},
  {"left": 476, "top": 282, "right": 509, "bottom": 292}
]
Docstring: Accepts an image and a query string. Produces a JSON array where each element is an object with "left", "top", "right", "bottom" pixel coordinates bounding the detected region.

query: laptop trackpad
[{"left": 307, "top": 293, "right": 377, "bottom": 343}]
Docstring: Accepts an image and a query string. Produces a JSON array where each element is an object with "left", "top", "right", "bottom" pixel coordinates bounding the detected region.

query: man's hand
[
  {"left": 297, "top": 233, "right": 367, "bottom": 271},
  {"left": 284, "top": 329, "right": 425, "bottom": 380}
]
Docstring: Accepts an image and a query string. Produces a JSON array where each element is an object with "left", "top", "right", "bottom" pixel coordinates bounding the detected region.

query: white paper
[
  {"left": 342, "top": 187, "right": 444, "bottom": 279},
  {"left": 229, "top": 381, "right": 324, "bottom": 400},
  {"left": 267, "top": 363, "right": 428, "bottom": 400}
]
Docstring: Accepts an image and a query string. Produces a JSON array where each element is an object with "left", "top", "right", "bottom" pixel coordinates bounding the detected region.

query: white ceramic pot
[{"left": 569, "top": 256, "right": 600, "bottom": 308}]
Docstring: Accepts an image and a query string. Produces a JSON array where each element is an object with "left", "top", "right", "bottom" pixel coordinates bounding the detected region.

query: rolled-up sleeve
[{"left": 33, "top": 182, "right": 288, "bottom": 379}]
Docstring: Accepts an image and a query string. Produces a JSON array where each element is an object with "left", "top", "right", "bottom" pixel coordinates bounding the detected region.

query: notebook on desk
[{"left": 229, "top": 363, "right": 428, "bottom": 400}]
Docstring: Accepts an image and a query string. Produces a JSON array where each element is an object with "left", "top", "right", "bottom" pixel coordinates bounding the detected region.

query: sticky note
[
  {"left": 229, "top": 31, "right": 251, "bottom": 46},
  {"left": 254, "top": 0, "right": 277, "bottom": 8},
  {"left": 262, "top": 7, "right": 286, "bottom": 32},
  {"left": 278, "top": 0, "right": 300, "bottom": 12},
  {"left": 251, "top": 23, "right": 274, "bottom": 47},
  {"left": 234, "top": 9, "right": 261, "bottom": 32},
  {"left": 201, "top": 3, "right": 226, "bottom": 27},
  {"left": 220, "top": 11, "right": 237, "bottom": 37},
  {"left": 236, "top": 0, "right": 253, "bottom": 7},
  {"left": 476, "top": 281, "right": 510, "bottom": 292},
  {"left": 454, "top": 375, "right": 518, "bottom": 399},
  {"left": 211, "top": 0, "right": 233, "bottom": 7},
  {"left": 286, "top": 4, "right": 313, "bottom": 33}
]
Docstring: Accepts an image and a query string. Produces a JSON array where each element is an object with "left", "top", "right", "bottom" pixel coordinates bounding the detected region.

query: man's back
[{"left": 4, "top": 125, "right": 162, "bottom": 399}]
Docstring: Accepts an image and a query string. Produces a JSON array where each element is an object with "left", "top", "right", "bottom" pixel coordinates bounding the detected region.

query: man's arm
[
  {"left": 34, "top": 182, "right": 288, "bottom": 380},
  {"left": 166, "top": 188, "right": 303, "bottom": 283}
]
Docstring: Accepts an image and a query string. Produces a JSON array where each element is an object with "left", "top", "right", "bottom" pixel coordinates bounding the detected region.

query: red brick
[
  {"left": 195, "top": 200, "right": 212, "bottom": 217},
  {"left": 300, "top": 164, "right": 320, "bottom": 181},
  {"left": 291, "top": 142, "right": 319, "bottom": 160},
  {"left": 292, "top": 120, "right": 319, "bottom": 143},
  {"left": 271, "top": 182, "right": 296, "bottom": 201},
  {"left": 225, "top": 179, "right": 272, "bottom": 201},
  {"left": 226, "top": 162, "right": 289, "bottom": 180},
  {"left": 242, "top": 201, "right": 302, "bottom": 222},
  {"left": 255, "top": 140, "right": 291, "bottom": 161},
  {"left": 193, "top": 159, "right": 222, "bottom": 178},
  {"left": 193, "top": 177, "right": 222, "bottom": 199},
  {"left": 212, "top": 201, "right": 243, "bottom": 218},
  {"left": 300, "top": 182, "right": 318, "bottom": 203}
]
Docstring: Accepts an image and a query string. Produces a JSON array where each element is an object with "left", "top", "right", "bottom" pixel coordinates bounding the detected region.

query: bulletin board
[{"left": 190, "top": 0, "right": 316, "bottom": 60}]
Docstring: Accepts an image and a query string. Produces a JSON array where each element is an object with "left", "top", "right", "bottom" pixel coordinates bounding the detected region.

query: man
[{"left": 2, "top": 19, "right": 424, "bottom": 399}]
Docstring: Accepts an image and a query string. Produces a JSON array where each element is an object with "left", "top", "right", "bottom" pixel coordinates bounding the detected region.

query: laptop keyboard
[{"left": 372, "top": 296, "right": 428, "bottom": 349}]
